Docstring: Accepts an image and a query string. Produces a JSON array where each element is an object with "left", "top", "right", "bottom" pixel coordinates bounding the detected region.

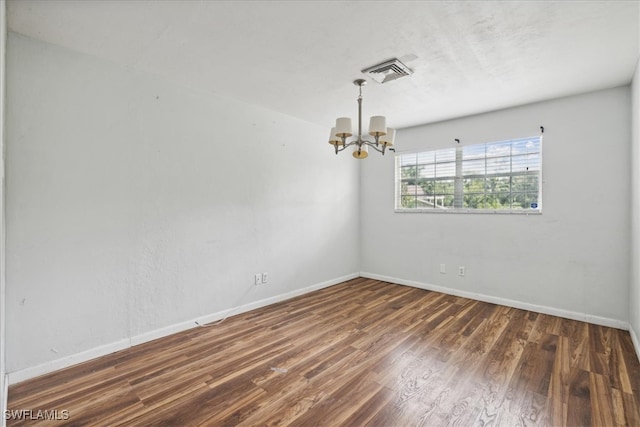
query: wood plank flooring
[{"left": 7, "top": 278, "right": 640, "bottom": 426}]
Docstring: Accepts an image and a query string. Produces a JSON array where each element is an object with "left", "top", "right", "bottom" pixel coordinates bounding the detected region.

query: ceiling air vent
[{"left": 362, "top": 58, "right": 413, "bottom": 84}]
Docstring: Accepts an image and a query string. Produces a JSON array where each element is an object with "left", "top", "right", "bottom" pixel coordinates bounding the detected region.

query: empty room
[{"left": 1, "top": 0, "right": 640, "bottom": 426}]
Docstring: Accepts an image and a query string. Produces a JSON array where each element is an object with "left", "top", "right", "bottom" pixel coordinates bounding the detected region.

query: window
[{"left": 395, "top": 136, "right": 542, "bottom": 213}]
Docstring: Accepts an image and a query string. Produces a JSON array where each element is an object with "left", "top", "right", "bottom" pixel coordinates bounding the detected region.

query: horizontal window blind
[{"left": 396, "top": 136, "right": 542, "bottom": 213}]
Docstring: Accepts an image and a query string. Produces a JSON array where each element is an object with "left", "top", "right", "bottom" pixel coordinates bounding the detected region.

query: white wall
[
  {"left": 0, "top": 0, "right": 6, "bottom": 422},
  {"left": 5, "top": 33, "right": 359, "bottom": 377},
  {"left": 631, "top": 57, "right": 640, "bottom": 356},
  {"left": 361, "top": 87, "right": 631, "bottom": 327}
]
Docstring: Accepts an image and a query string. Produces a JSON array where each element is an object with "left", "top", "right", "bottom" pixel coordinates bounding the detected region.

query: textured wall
[
  {"left": 360, "top": 87, "right": 631, "bottom": 325},
  {"left": 5, "top": 33, "right": 359, "bottom": 374}
]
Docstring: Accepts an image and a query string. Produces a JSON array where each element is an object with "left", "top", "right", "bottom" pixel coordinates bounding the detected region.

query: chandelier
[{"left": 328, "top": 79, "right": 395, "bottom": 159}]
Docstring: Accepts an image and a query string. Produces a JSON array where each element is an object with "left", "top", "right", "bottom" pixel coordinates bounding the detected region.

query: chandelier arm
[
  {"left": 361, "top": 141, "right": 387, "bottom": 155},
  {"left": 335, "top": 141, "right": 359, "bottom": 153},
  {"left": 359, "top": 139, "right": 380, "bottom": 146}
]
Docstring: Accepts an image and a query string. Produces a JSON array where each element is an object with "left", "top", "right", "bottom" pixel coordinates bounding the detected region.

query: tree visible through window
[{"left": 395, "top": 136, "right": 542, "bottom": 213}]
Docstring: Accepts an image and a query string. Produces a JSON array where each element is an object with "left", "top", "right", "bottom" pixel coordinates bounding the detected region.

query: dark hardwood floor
[{"left": 7, "top": 277, "right": 640, "bottom": 426}]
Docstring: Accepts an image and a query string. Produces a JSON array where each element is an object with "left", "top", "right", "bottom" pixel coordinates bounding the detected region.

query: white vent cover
[{"left": 362, "top": 58, "right": 413, "bottom": 84}]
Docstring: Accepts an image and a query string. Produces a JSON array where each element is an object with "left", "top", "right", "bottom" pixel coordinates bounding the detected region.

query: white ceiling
[{"left": 7, "top": 0, "right": 640, "bottom": 130}]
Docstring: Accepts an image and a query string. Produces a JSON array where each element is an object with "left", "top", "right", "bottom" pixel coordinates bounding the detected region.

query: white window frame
[{"left": 395, "top": 136, "right": 543, "bottom": 214}]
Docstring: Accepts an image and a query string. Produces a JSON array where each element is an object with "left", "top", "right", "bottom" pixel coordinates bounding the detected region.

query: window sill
[{"left": 394, "top": 208, "right": 542, "bottom": 215}]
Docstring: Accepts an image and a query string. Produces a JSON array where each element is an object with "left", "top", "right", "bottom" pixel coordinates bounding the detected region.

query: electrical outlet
[
  {"left": 440, "top": 264, "right": 446, "bottom": 274},
  {"left": 254, "top": 274, "right": 261, "bottom": 285},
  {"left": 458, "top": 266, "right": 465, "bottom": 277},
  {"left": 262, "top": 272, "right": 268, "bottom": 284}
]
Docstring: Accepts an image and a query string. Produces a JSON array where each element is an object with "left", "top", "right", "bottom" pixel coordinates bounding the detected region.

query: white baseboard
[
  {"left": 360, "top": 272, "right": 629, "bottom": 330},
  {"left": 8, "top": 338, "right": 132, "bottom": 385},
  {"left": 8, "top": 273, "right": 358, "bottom": 385},
  {"left": 630, "top": 324, "right": 640, "bottom": 364},
  {"left": 129, "top": 272, "right": 359, "bottom": 347},
  {"left": 9, "top": 272, "right": 634, "bottom": 386}
]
